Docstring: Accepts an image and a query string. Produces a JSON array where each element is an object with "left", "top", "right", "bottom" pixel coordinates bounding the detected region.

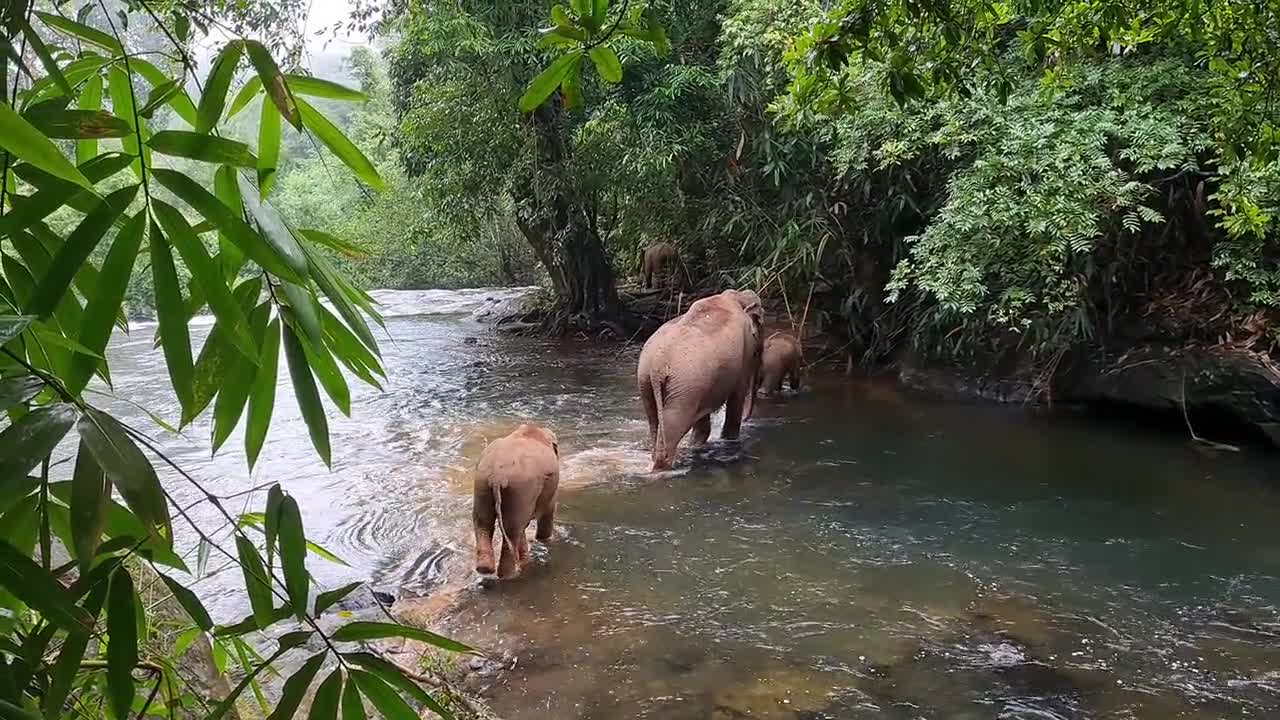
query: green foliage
[
  {"left": 1, "top": 6, "right": 464, "bottom": 719},
  {"left": 269, "top": 47, "right": 538, "bottom": 290},
  {"left": 779, "top": 0, "right": 1280, "bottom": 359}
]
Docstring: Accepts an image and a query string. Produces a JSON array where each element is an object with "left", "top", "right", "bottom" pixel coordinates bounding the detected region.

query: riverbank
[{"left": 495, "top": 281, "right": 1280, "bottom": 452}]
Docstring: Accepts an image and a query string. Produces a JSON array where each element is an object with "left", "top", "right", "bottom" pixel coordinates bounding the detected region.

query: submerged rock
[{"left": 710, "top": 668, "right": 835, "bottom": 719}]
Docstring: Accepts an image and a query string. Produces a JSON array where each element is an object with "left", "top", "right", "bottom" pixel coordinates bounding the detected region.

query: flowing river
[{"left": 100, "top": 289, "right": 1279, "bottom": 719}]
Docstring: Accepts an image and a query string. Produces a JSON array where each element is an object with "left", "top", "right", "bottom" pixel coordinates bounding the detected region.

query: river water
[{"left": 100, "top": 289, "right": 1280, "bottom": 719}]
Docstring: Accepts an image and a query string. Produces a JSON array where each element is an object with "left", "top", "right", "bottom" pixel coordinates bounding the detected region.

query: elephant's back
[
  {"left": 477, "top": 436, "right": 558, "bottom": 484},
  {"left": 764, "top": 333, "right": 801, "bottom": 362}
]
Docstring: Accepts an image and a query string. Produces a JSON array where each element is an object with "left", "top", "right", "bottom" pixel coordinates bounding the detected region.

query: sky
[{"left": 191, "top": 0, "right": 371, "bottom": 77}]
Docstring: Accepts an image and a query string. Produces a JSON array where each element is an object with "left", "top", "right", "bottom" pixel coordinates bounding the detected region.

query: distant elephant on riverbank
[
  {"left": 756, "top": 331, "right": 802, "bottom": 397},
  {"left": 637, "top": 289, "right": 764, "bottom": 471},
  {"left": 641, "top": 242, "right": 683, "bottom": 289},
  {"left": 473, "top": 423, "right": 560, "bottom": 579}
]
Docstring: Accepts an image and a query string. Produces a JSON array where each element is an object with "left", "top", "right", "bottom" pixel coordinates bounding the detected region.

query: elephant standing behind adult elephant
[
  {"left": 637, "top": 290, "right": 764, "bottom": 471},
  {"left": 641, "top": 242, "right": 683, "bottom": 289}
]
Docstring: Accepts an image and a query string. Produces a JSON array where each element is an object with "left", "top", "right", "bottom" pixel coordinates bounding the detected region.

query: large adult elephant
[{"left": 637, "top": 289, "right": 764, "bottom": 471}]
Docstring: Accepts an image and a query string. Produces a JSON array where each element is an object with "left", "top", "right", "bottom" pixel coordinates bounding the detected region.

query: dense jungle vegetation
[
  {"left": 3, "top": 0, "right": 1280, "bottom": 719},
  {"left": 295, "top": 0, "right": 1280, "bottom": 372}
]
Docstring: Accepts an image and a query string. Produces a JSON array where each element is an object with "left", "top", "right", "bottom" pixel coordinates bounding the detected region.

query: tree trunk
[{"left": 512, "top": 99, "right": 620, "bottom": 326}]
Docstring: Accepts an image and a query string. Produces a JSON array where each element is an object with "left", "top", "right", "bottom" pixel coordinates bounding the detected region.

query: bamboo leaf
[
  {"left": 157, "top": 573, "right": 214, "bottom": 631},
  {"left": 0, "top": 700, "right": 39, "bottom": 720},
  {"left": 299, "top": 327, "right": 351, "bottom": 416},
  {"left": 308, "top": 669, "right": 343, "bottom": 720},
  {"left": 315, "top": 581, "right": 363, "bottom": 616},
  {"left": 148, "top": 130, "right": 258, "bottom": 167},
  {"left": 75, "top": 73, "right": 103, "bottom": 165},
  {"left": 278, "top": 495, "right": 309, "bottom": 619},
  {"left": 188, "top": 278, "right": 261, "bottom": 427},
  {"left": 0, "top": 153, "right": 132, "bottom": 238},
  {"left": 69, "top": 438, "right": 109, "bottom": 572},
  {"left": 212, "top": 300, "right": 270, "bottom": 453},
  {"left": 349, "top": 671, "right": 416, "bottom": 720},
  {"left": 267, "top": 652, "right": 326, "bottom": 720},
  {"left": 197, "top": 41, "right": 244, "bottom": 134},
  {"left": 0, "top": 316, "right": 34, "bottom": 346},
  {"left": 343, "top": 652, "right": 453, "bottom": 719},
  {"left": 137, "top": 79, "right": 180, "bottom": 119},
  {"left": 213, "top": 165, "right": 247, "bottom": 278},
  {"left": 152, "top": 200, "right": 259, "bottom": 360},
  {"left": 280, "top": 282, "right": 323, "bottom": 345},
  {"left": 245, "top": 319, "right": 281, "bottom": 470},
  {"left": 0, "top": 102, "right": 93, "bottom": 190},
  {"left": 304, "top": 540, "right": 349, "bottom": 567},
  {"left": 519, "top": 50, "right": 581, "bottom": 112},
  {"left": 341, "top": 676, "right": 366, "bottom": 720},
  {"left": 22, "top": 107, "right": 132, "bottom": 139},
  {"left": 297, "top": 228, "right": 368, "bottom": 259},
  {"left": 129, "top": 58, "right": 197, "bottom": 126},
  {"left": 34, "top": 11, "right": 123, "bottom": 54},
  {"left": 186, "top": 320, "right": 235, "bottom": 428},
  {"left": 0, "top": 538, "right": 93, "bottom": 631},
  {"left": 330, "top": 622, "right": 474, "bottom": 654},
  {"left": 235, "top": 534, "right": 276, "bottom": 629},
  {"left": 285, "top": 74, "right": 367, "bottom": 102},
  {"left": 283, "top": 323, "right": 331, "bottom": 466},
  {"left": 321, "top": 306, "right": 384, "bottom": 388},
  {"left": 213, "top": 606, "right": 293, "bottom": 638},
  {"left": 0, "top": 404, "right": 76, "bottom": 478},
  {"left": 264, "top": 484, "right": 285, "bottom": 570},
  {"left": 235, "top": 174, "right": 309, "bottom": 278},
  {"left": 588, "top": 45, "right": 623, "bottom": 83},
  {"left": 106, "top": 571, "right": 138, "bottom": 719},
  {"left": 227, "top": 76, "right": 263, "bottom": 118},
  {"left": 245, "top": 40, "right": 302, "bottom": 130},
  {"left": 25, "top": 184, "right": 137, "bottom": 319},
  {"left": 0, "top": 376, "right": 42, "bottom": 413},
  {"left": 77, "top": 406, "right": 172, "bottom": 544},
  {"left": 197, "top": 538, "right": 211, "bottom": 578},
  {"left": 207, "top": 643, "right": 290, "bottom": 720},
  {"left": 258, "top": 97, "right": 281, "bottom": 197},
  {"left": 43, "top": 584, "right": 106, "bottom": 717},
  {"left": 107, "top": 67, "right": 148, "bottom": 180},
  {"left": 307, "top": 252, "right": 380, "bottom": 355},
  {"left": 148, "top": 219, "right": 195, "bottom": 414},
  {"left": 151, "top": 168, "right": 304, "bottom": 283},
  {"left": 68, "top": 210, "right": 144, "bottom": 395},
  {"left": 22, "top": 22, "right": 71, "bottom": 97},
  {"left": 296, "top": 97, "right": 384, "bottom": 191}
]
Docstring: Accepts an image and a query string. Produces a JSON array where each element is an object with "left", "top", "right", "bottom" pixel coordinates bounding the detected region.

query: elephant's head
[{"left": 726, "top": 289, "right": 765, "bottom": 349}]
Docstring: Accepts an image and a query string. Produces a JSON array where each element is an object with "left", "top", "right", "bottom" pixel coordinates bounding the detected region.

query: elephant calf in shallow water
[
  {"left": 637, "top": 289, "right": 764, "bottom": 471},
  {"left": 473, "top": 424, "right": 560, "bottom": 579},
  {"left": 757, "top": 331, "right": 802, "bottom": 397}
]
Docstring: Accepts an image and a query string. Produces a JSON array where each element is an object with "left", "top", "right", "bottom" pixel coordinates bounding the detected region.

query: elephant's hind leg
[
  {"left": 722, "top": 389, "right": 745, "bottom": 440},
  {"left": 496, "top": 519, "right": 520, "bottom": 579},
  {"left": 536, "top": 506, "right": 556, "bottom": 542},
  {"left": 473, "top": 482, "right": 498, "bottom": 575}
]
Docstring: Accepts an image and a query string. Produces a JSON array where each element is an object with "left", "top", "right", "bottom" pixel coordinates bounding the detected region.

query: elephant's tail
[{"left": 492, "top": 478, "right": 505, "bottom": 550}]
